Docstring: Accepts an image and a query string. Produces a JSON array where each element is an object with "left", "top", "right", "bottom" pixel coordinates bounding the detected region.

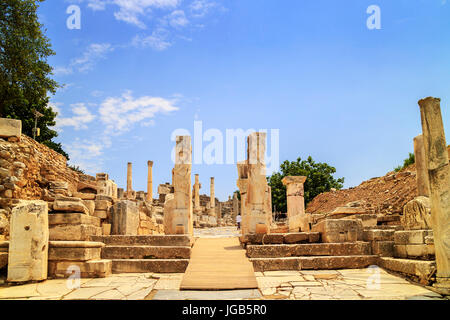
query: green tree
[
  {"left": 267, "top": 156, "right": 345, "bottom": 213},
  {"left": 0, "top": 0, "right": 67, "bottom": 158},
  {"left": 394, "top": 153, "right": 415, "bottom": 172}
]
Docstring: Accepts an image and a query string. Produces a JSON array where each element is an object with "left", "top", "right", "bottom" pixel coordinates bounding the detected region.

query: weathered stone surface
[
  {"left": 363, "top": 229, "right": 395, "bottom": 241},
  {"left": 73, "top": 192, "right": 96, "bottom": 200},
  {"left": 111, "top": 200, "right": 139, "bottom": 235},
  {"left": 0, "top": 118, "right": 21, "bottom": 139},
  {"left": 311, "top": 219, "right": 362, "bottom": 243},
  {"left": 371, "top": 241, "right": 394, "bottom": 257},
  {"left": 95, "top": 199, "right": 111, "bottom": 211},
  {"left": 7, "top": 200, "right": 48, "bottom": 282},
  {"left": 401, "top": 196, "right": 432, "bottom": 230},
  {"left": 53, "top": 196, "right": 89, "bottom": 215},
  {"left": 102, "top": 245, "right": 191, "bottom": 259},
  {"left": 418, "top": 97, "right": 450, "bottom": 292},
  {"left": 48, "top": 259, "right": 112, "bottom": 278},
  {"left": 48, "top": 213, "right": 101, "bottom": 227},
  {"left": 394, "top": 230, "right": 433, "bottom": 245},
  {"left": 111, "top": 259, "right": 189, "bottom": 273},
  {"left": 283, "top": 233, "right": 309, "bottom": 244},
  {"left": 378, "top": 257, "right": 436, "bottom": 283},
  {"left": 246, "top": 132, "right": 271, "bottom": 234},
  {"left": 93, "top": 210, "right": 108, "bottom": 219},
  {"left": 90, "top": 235, "right": 192, "bottom": 247},
  {"left": 247, "top": 242, "right": 371, "bottom": 258},
  {"left": 414, "top": 135, "right": 431, "bottom": 197},
  {"left": 164, "top": 136, "right": 193, "bottom": 235},
  {"left": 49, "top": 245, "right": 102, "bottom": 261},
  {"left": 102, "top": 223, "right": 111, "bottom": 236},
  {"left": 49, "top": 224, "right": 102, "bottom": 241},
  {"left": 250, "top": 255, "right": 377, "bottom": 272},
  {"left": 282, "top": 176, "right": 309, "bottom": 232},
  {"left": 83, "top": 200, "right": 95, "bottom": 215}
]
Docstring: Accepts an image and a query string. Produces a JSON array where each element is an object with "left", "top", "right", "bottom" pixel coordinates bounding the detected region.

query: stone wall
[{"left": 0, "top": 135, "right": 83, "bottom": 240}]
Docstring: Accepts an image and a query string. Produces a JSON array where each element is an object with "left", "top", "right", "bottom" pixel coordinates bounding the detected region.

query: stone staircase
[
  {"left": 91, "top": 235, "right": 193, "bottom": 273},
  {"left": 242, "top": 232, "right": 378, "bottom": 272}
]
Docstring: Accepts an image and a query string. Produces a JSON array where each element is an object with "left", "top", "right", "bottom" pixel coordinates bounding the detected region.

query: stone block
[
  {"left": 73, "top": 192, "right": 96, "bottom": 200},
  {"left": 377, "top": 257, "right": 436, "bottom": 283},
  {"left": 83, "top": 200, "right": 95, "bottom": 215},
  {"left": 283, "top": 233, "right": 309, "bottom": 244},
  {"left": 346, "top": 214, "right": 378, "bottom": 227},
  {"left": 95, "top": 199, "right": 111, "bottom": 211},
  {"left": 363, "top": 229, "right": 395, "bottom": 241},
  {"left": 48, "top": 259, "right": 112, "bottom": 278},
  {"left": 48, "top": 241, "right": 103, "bottom": 261},
  {"left": 7, "top": 200, "right": 48, "bottom": 282},
  {"left": 311, "top": 219, "right": 361, "bottom": 243},
  {"left": 49, "top": 224, "right": 102, "bottom": 241},
  {"left": 394, "top": 245, "right": 407, "bottom": 258},
  {"left": 93, "top": 210, "right": 108, "bottom": 219},
  {"left": 48, "top": 213, "right": 101, "bottom": 227},
  {"left": 0, "top": 118, "right": 21, "bottom": 139},
  {"left": 102, "top": 223, "right": 111, "bottom": 236},
  {"left": 405, "top": 244, "right": 431, "bottom": 258},
  {"left": 111, "top": 200, "right": 139, "bottom": 235},
  {"left": 401, "top": 196, "right": 432, "bottom": 230},
  {"left": 394, "top": 230, "right": 432, "bottom": 245},
  {"left": 53, "top": 196, "right": 89, "bottom": 215},
  {"left": 371, "top": 241, "right": 394, "bottom": 257}
]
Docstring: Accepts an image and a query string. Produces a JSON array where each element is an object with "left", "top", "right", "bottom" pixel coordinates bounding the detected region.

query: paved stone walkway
[
  {"left": 0, "top": 268, "right": 445, "bottom": 300},
  {"left": 0, "top": 228, "right": 447, "bottom": 300}
]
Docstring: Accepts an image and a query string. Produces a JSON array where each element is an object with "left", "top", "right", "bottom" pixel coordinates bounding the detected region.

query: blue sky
[{"left": 38, "top": 0, "right": 450, "bottom": 201}]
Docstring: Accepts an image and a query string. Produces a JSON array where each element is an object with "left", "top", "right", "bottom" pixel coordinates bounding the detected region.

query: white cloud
[
  {"left": 72, "top": 43, "right": 114, "bottom": 72},
  {"left": 132, "top": 28, "right": 172, "bottom": 50},
  {"left": 99, "top": 90, "right": 179, "bottom": 134},
  {"left": 54, "top": 103, "right": 96, "bottom": 130},
  {"left": 65, "top": 139, "right": 105, "bottom": 174},
  {"left": 189, "top": 0, "right": 218, "bottom": 18},
  {"left": 166, "top": 10, "right": 189, "bottom": 28},
  {"left": 54, "top": 43, "right": 114, "bottom": 75},
  {"left": 79, "top": 0, "right": 180, "bottom": 28}
]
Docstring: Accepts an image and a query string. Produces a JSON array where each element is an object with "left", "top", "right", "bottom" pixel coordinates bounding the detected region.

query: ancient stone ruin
[{"left": 0, "top": 96, "right": 449, "bottom": 299}]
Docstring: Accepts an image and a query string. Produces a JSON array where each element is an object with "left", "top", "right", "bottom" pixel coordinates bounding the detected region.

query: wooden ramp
[{"left": 180, "top": 237, "right": 258, "bottom": 290}]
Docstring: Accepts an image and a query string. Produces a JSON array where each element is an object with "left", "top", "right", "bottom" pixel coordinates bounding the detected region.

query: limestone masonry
[{"left": 0, "top": 97, "right": 449, "bottom": 298}]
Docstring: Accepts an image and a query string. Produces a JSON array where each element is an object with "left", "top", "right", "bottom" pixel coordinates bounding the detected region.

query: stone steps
[
  {"left": 111, "top": 259, "right": 190, "bottom": 273},
  {"left": 378, "top": 257, "right": 436, "bottom": 284},
  {"left": 90, "top": 235, "right": 192, "bottom": 247},
  {"left": 102, "top": 245, "right": 191, "bottom": 260},
  {"left": 92, "top": 235, "right": 193, "bottom": 273},
  {"left": 241, "top": 232, "right": 321, "bottom": 246},
  {"left": 48, "top": 259, "right": 112, "bottom": 278},
  {"left": 250, "top": 255, "right": 378, "bottom": 272},
  {"left": 247, "top": 242, "right": 371, "bottom": 258}
]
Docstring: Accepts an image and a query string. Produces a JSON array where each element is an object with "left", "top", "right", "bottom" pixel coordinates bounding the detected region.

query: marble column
[
  {"left": 126, "top": 162, "right": 134, "bottom": 199},
  {"left": 414, "top": 135, "right": 430, "bottom": 197},
  {"left": 194, "top": 174, "right": 201, "bottom": 214},
  {"left": 209, "top": 177, "right": 215, "bottom": 216},
  {"left": 246, "top": 132, "right": 270, "bottom": 234},
  {"left": 418, "top": 97, "right": 450, "bottom": 294},
  {"left": 282, "top": 176, "right": 309, "bottom": 232},
  {"left": 237, "top": 161, "right": 249, "bottom": 234},
  {"left": 163, "top": 136, "right": 193, "bottom": 235},
  {"left": 147, "top": 161, "right": 153, "bottom": 202}
]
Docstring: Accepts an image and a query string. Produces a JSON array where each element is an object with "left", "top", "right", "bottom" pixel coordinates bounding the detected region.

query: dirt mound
[{"left": 306, "top": 164, "right": 418, "bottom": 216}]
